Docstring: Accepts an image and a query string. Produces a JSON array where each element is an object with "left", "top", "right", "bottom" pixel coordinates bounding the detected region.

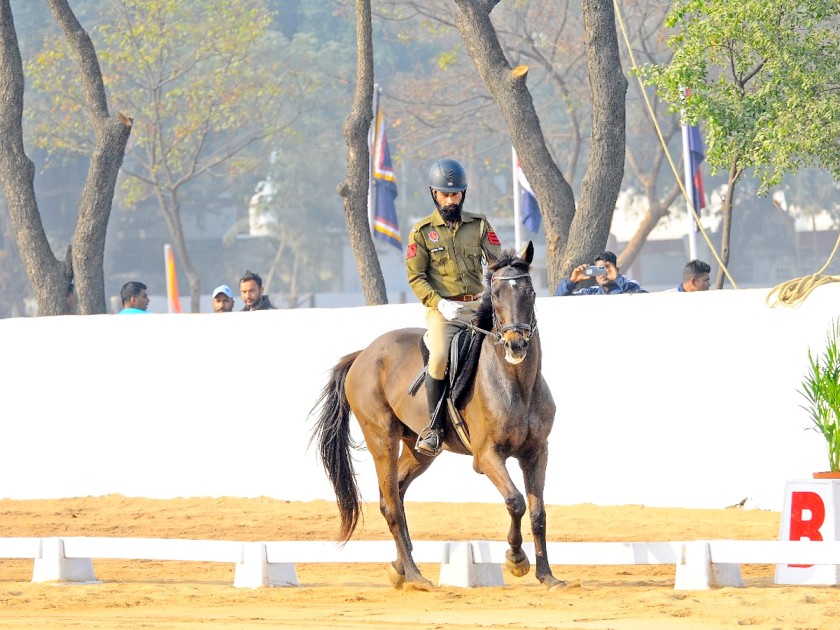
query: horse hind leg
[
  {"left": 381, "top": 436, "right": 436, "bottom": 589},
  {"left": 364, "top": 416, "right": 434, "bottom": 591}
]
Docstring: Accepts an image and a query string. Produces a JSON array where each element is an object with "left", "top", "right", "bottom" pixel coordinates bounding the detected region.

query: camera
[{"left": 584, "top": 265, "right": 607, "bottom": 277}]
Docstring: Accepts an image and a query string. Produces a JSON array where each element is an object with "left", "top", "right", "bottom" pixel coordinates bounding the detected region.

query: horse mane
[{"left": 473, "top": 249, "right": 531, "bottom": 330}]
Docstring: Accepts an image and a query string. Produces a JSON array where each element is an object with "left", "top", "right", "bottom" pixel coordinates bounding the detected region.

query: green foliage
[
  {"left": 26, "top": 0, "right": 296, "bottom": 206},
  {"left": 641, "top": 0, "right": 840, "bottom": 194},
  {"left": 799, "top": 319, "right": 840, "bottom": 472}
]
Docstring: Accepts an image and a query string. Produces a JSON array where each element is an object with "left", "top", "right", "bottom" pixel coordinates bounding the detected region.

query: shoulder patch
[
  {"left": 406, "top": 242, "right": 417, "bottom": 260},
  {"left": 487, "top": 231, "right": 501, "bottom": 246}
]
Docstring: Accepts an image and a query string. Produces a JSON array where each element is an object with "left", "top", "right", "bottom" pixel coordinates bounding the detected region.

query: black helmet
[{"left": 428, "top": 159, "right": 467, "bottom": 193}]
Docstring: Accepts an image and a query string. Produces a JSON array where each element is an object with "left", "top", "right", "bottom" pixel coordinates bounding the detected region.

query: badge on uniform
[
  {"left": 487, "top": 231, "right": 500, "bottom": 245},
  {"left": 428, "top": 230, "right": 440, "bottom": 243},
  {"left": 406, "top": 243, "right": 417, "bottom": 259}
]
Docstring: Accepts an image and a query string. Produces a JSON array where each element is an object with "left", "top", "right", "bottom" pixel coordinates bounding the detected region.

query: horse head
[{"left": 478, "top": 241, "right": 537, "bottom": 365}]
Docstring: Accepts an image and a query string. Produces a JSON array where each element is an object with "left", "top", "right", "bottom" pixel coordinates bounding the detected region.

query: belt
[{"left": 449, "top": 293, "right": 481, "bottom": 302}]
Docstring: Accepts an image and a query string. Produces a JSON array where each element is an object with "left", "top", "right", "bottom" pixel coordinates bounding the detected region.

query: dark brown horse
[{"left": 310, "top": 242, "right": 561, "bottom": 590}]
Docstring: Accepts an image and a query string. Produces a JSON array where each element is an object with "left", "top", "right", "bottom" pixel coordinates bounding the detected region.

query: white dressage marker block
[
  {"left": 776, "top": 479, "right": 840, "bottom": 585},
  {"left": 674, "top": 541, "right": 744, "bottom": 590},
  {"left": 31, "top": 537, "right": 97, "bottom": 584},
  {"left": 437, "top": 541, "right": 505, "bottom": 588},
  {"left": 233, "top": 542, "right": 298, "bottom": 588}
]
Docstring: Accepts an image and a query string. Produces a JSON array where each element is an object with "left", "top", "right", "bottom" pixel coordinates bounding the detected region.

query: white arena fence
[
  {"left": 4, "top": 288, "right": 840, "bottom": 591},
  {"left": 2, "top": 535, "right": 840, "bottom": 590}
]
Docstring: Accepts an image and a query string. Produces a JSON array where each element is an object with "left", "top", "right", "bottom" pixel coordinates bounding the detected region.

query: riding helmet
[{"left": 428, "top": 159, "right": 467, "bottom": 193}]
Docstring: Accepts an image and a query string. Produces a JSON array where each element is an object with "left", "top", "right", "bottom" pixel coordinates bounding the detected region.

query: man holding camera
[{"left": 554, "top": 250, "right": 647, "bottom": 296}]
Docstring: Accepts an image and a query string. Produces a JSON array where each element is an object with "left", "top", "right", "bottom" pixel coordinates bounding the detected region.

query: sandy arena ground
[{"left": 0, "top": 495, "right": 836, "bottom": 629}]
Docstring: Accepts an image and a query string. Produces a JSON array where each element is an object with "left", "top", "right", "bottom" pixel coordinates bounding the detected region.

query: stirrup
[{"left": 415, "top": 427, "right": 442, "bottom": 456}]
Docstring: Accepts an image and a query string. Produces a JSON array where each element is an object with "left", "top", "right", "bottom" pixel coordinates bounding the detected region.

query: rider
[{"left": 405, "top": 158, "right": 502, "bottom": 456}]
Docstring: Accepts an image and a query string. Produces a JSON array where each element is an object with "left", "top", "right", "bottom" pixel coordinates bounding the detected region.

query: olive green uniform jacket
[{"left": 405, "top": 209, "right": 502, "bottom": 308}]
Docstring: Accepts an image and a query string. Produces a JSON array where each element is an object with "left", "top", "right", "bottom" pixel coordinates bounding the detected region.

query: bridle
[{"left": 465, "top": 269, "right": 537, "bottom": 344}]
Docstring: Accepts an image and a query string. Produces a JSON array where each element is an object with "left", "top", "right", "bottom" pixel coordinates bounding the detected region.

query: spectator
[
  {"left": 211, "top": 285, "right": 234, "bottom": 312},
  {"left": 406, "top": 158, "right": 502, "bottom": 455},
  {"left": 554, "top": 251, "right": 647, "bottom": 296},
  {"left": 239, "top": 271, "right": 275, "bottom": 311},
  {"left": 118, "top": 281, "right": 150, "bottom": 313},
  {"left": 675, "top": 259, "right": 712, "bottom": 292}
]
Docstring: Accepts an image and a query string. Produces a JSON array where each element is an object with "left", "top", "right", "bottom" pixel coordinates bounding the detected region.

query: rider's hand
[{"left": 437, "top": 299, "right": 463, "bottom": 321}]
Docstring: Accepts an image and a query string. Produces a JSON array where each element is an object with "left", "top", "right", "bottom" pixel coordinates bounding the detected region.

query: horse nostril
[{"left": 506, "top": 336, "right": 528, "bottom": 353}]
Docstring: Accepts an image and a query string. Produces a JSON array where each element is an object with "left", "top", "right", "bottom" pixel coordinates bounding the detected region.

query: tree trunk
[
  {"left": 453, "top": 0, "right": 576, "bottom": 290},
  {"left": 336, "top": 0, "right": 388, "bottom": 306},
  {"left": 51, "top": 0, "right": 132, "bottom": 313},
  {"left": 0, "top": 0, "right": 130, "bottom": 316},
  {"left": 72, "top": 112, "right": 133, "bottom": 314},
  {"left": 563, "top": 0, "right": 627, "bottom": 279},
  {"left": 716, "top": 158, "right": 742, "bottom": 289}
]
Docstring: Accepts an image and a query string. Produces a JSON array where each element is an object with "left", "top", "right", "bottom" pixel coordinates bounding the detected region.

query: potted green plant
[{"left": 799, "top": 318, "right": 840, "bottom": 478}]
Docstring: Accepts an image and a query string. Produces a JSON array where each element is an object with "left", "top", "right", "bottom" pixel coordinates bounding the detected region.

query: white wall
[{"left": 2, "top": 285, "right": 837, "bottom": 511}]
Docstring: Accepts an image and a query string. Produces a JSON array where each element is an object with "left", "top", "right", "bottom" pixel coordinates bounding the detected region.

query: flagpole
[
  {"left": 681, "top": 121, "right": 698, "bottom": 260},
  {"left": 511, "top": 146, "right": 523, "bottom": 253},
  {"left": 680, "top": 90, "right": 698, "bottom": 260},
  {"left": 368, "top": 85, "right": 379, "bottom": 238}
]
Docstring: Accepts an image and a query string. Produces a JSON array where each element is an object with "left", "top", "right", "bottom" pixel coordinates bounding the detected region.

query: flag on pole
[
  {"left": 685, "top": 124, "right": 707, "bottom": 230},
  {"left": 164, "top": 244, "right": 182, "bottom": 313},
  {"left": 513, "top": 149, "right": 541, "bottom": 233},
  {"left": 371, "top": 99, "right": 401, "bottom": 250}
]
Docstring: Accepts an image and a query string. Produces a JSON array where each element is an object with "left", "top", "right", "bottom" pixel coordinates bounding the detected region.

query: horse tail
[{"left": 308, "top": 351, "right": 363, "bottom": 543}]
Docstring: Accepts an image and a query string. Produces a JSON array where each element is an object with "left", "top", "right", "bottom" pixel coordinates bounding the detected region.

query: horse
[{"left": 309, "top": 241, "right": 562, "bottom": 590}]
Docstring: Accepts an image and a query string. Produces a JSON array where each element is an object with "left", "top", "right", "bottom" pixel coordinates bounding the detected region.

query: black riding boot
[{"left": 415, "top": 375, "right": 447, "bottom": 456}]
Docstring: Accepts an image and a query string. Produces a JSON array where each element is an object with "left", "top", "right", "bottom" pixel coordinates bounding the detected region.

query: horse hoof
[
  {"left": 403, "top": 576, "right": 435, "bottom": 592},
  {"left": 505, "top": 555, "right": 530, "bottom": 578},
  {"left": 386, "top": 562, "right": 405, "bottom": 589},
  {"left": 548, "top": 578, "right": 579, "bottom": 591}
]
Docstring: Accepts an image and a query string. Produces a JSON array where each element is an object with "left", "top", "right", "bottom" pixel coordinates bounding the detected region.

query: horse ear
[{"left": 521, "top": 241, "right": 534, "bottom": 265}]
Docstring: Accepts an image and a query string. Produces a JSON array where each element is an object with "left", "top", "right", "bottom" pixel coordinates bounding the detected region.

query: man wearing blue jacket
[{"left": 554, "top": 251, "right": 647, "bottom": 296}]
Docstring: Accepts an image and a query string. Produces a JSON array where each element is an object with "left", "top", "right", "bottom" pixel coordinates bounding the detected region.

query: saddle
[{"left": 408, "top": 329, "right": 483, "bottom": 452}]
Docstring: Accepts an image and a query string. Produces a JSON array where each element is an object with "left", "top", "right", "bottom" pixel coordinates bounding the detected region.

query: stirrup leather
[{"left": 415, "top": 427, "right": 442, "bottom": 456}]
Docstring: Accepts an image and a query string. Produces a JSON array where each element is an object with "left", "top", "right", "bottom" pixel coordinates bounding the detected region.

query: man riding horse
[{"left": 405, "top": 158, "right": 502, "bottom": 455}]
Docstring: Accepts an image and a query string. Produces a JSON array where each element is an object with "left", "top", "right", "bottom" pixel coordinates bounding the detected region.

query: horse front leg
[
  {"left": 519, "top": 446, "right": 564, "bottom": 590},
  {"left": 372, "top": 430, "right": 434, "bottom": 591},
  {"left": 473, "top": 449, "right": 531, "bottom": 578}
]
